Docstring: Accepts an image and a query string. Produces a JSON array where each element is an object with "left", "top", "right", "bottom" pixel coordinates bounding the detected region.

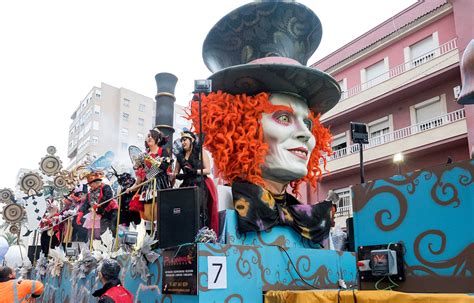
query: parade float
[{"left": 1, "top": 1, "right": 473, "bottom": 302}]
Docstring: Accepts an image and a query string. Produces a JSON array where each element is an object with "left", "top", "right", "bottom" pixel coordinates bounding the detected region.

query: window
[
  {"left": 138, "top": 118, "right": 144, "bottom": 126},
  {"left": 121, "top": 128, "right": 129, "bottom": 137},
  {"left": 337, "top": 79, "right": 348, "bottom": 100},
  {"left": 93, "top": 121, "right": 100, "bottom": 131},
  {"left": 415, "top": 98, "right": 443, "bottom": 131},
  {"left": 123, "top": 98, "right": 130, "bottom": 107},
  {"left": 334, "top": 188, "right": 352, "bottom": 218},
  {"left": 331, "top": 134, "right": 347, "bottom": 158},
  {"left": 368, "top": 118, "right": 390, "bottom": 146},
  {"left": 139, "top": 104, "right": 146, "bottom": 112},
  {"left": 123, "top": 113, "right": 129, "bottom": 122},
  {"left": 409, "top": 34, "right": 438, "bottom": 67},
  {"left": 363, "top": 59, "right": 389, "bottom": 88},
  {"left": 84, "top": 121, "right": 92, "bottom": 134},
  {"left": 137, "top": 133, "right": 144, "bottom": 140},
  {"left": 94, "top": 105, "right": 101, "bottom": 114},
  {"left": 121, "top": 143, "right": 128, "bottom": 151},
  {"left": 92, "top": 136, "right": 99, "bottom": 145},
  {"left": 95, "top": 89, "right": 102, "bottom": 99}
]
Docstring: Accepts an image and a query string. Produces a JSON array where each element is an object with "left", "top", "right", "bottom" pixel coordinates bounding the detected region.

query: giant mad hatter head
[{"left": 189, "top": 0, "right": 340, "bottom": 194}]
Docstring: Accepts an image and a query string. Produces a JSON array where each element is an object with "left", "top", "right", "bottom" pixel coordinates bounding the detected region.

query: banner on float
[{"left": 162, "top": 244, "right": 198, "bottom": 295}]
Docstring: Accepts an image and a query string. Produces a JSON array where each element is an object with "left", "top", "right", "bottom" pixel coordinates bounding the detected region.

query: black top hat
[{"left": 203, "top": 0, "right": 340, "bottom": 115}]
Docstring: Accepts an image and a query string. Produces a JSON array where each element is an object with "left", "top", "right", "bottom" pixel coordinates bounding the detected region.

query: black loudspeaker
[
  {"left": 346, "top": 217, "right": 355, "bottom": 252},
  {"left": 27, "top": 245, "right": 41, "bottom": 263},
  {"left": 158, "top": 186, "right": 200, "bottom": 248},
  {"left": 350, "top": 122, "right": 369, "bottom": 144}
]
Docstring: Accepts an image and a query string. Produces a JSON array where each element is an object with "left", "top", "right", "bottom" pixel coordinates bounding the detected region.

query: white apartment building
[{"left": 67, "top": 82, "right": 189, "bottom": 168}]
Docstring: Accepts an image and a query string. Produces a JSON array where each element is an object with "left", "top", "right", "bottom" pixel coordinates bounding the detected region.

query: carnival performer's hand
[
  {"left": 76, "top": 211, "right": 84, "bottom": 225},
  {"left": 92, "top": 203, "right": 99, "bottom": 211},
  {"left": 176, "top": 173, "right": 186, "bottom": 181},
  {"left": 52, "top": 213, "right": 60, "bottom": 223},
  {"left": 183, "top": 164, "right": 196, "bottom": 176}
]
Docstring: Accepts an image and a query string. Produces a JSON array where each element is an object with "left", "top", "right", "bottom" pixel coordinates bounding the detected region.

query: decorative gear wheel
[
  {"left": 47, "top": 146, "right": 57, "bottom": 155},
  {"left": 9, "top": 224, "right": 20, "bottom": 235},
  {"left": 53, "top": 175, "right": 67, "bottom": 189},
  {"left": 0, "top": 188, "right": 14, "bottom": 203},
  {"left": 39, "top": 155, "right": 62, "bottom": 176},
  {"left": 2, "top": 203, "right": 25, "bottom": 224},
  {"left": 19, "top": 172, "right": 43, "bottom": 195}
]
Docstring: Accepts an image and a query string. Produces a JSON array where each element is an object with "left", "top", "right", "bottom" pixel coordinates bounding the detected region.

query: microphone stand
[{"left": 193, "top": 93, "right": 207, "bottom": 228}]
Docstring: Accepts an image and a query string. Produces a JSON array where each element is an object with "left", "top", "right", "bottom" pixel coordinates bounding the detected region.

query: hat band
[{"left": 249, "top": 56, "right": 302, "bottom": 66}]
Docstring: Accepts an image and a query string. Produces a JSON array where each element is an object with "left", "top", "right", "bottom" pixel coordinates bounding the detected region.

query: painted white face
[{"left": 261, "top": 93, "right": 316, "bottom": 182}]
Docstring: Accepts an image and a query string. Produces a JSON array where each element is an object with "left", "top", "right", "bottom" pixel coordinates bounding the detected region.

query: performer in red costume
[
  {"left": 77, "top": 171, "right": 118, "bottom": 237},
  {"left": 125, "top": 126, "right": 171, "bottom": 234}
]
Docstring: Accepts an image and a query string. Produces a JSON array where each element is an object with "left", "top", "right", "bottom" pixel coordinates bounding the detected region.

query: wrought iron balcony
[{"left": 327, "top": 109, "right": 466, "bottom": 162}]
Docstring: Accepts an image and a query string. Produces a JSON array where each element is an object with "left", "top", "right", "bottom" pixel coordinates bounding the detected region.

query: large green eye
[{"left": 277, "top": 114, "right": 290, "bottom": 124}]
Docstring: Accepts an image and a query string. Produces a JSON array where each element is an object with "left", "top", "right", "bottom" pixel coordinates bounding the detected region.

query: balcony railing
[
  {"left": 335, "top": 195, "right": 352, "bottom": 218},
  {"left": 327, "top": 109, "right": 465, "bottom": 162},
  {"left": 340, "top": 39, "right": 458, "bottom": 101}
]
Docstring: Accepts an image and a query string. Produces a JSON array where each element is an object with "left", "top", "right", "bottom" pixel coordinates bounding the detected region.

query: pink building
[{"left": 308, "top": 0, "right": 474, "bottom": 227}]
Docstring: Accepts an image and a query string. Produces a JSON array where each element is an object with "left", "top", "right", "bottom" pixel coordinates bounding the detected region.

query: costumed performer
[
  {"left": 39, "top": 200, "right": 61, "bottom": 256},
  {"left": 78, "top": 170, "right": 118, "bottom": 237},
  {"left": 171, "top": 130, "right": 219, "bottom": 234},
  {"left": 125, "top": 126, "right": 171, "bottom": 235},
  {"left": 69, "top": 184, "right": 89, "bottom": 246}
]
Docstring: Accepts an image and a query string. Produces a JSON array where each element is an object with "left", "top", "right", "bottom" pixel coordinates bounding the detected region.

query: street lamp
[{"left": 393, "top": 153, "right": 404, "bottom": 175}]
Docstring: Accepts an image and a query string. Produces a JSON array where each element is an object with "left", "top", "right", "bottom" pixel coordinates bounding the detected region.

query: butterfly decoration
[{"left": 88, "top": 151, "right": 115, "bottom": 173}]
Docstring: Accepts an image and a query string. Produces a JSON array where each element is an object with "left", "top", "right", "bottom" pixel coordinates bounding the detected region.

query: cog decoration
[
  {"left": 19, "top": 172, "right": 44, "bottom": 195},
  {"left": 53, "top": 175, "right": 67, "bottom": 189},
  {"left": 39, "top": 155, "right": 62, "bottom": 176},
  {"left": 0, "top": 188, "right": 14, "bottom": 204},
  {"left": 2, "top": 203, "right": 25, "bottom": 224},
  {"left": 46, "top": 145, "right": 57, "bottom": 155},
  {"left": 9, "top": 224, "right": 20, "bottom": 235}
]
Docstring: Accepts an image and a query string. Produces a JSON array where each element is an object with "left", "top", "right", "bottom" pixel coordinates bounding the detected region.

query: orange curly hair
[{"left": 187, "top": 91, "right": 332, "bottom": 195}]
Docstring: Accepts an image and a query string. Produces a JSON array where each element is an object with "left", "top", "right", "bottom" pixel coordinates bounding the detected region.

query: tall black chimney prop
[{"left": 154, "top": 72, "right": 178, "bottom": 153}]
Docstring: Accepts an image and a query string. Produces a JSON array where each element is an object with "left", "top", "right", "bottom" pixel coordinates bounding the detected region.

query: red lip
[{"left": 287, "top": 147, "right": 308, "bottom": 159}]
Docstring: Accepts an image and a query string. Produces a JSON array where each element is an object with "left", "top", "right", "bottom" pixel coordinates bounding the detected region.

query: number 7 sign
[{"left": 207, "top": 256, "right": 227, "bottom": 289}]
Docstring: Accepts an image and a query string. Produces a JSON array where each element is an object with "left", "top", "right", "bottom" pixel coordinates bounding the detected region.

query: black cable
[{"left": 276, "top": 245, "right": 320, "bottom": 290}]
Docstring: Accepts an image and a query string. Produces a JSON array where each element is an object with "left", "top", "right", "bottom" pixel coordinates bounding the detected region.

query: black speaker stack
[{"left": 158, "top": 186, "right": 200, "bottom": 248}]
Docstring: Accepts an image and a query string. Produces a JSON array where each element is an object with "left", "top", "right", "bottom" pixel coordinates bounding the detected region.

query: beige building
[{"left": 67, "top": 82, "right": 189, "bottom": 168}]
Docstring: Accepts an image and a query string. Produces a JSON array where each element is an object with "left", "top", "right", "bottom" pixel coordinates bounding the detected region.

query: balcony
[
  {"left": 323, "top": 109, "right": 467, "bottom": 171},
  {"left": 323, "top": 39, "right": 459, "bottom": 120}
]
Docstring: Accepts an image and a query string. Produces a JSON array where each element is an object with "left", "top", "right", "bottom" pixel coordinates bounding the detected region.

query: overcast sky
[{"left": 0, "top": 0, "right": 416, "bottom": 190}]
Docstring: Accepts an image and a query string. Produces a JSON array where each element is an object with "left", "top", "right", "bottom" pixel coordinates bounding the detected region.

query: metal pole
[
  {"left": 197, "top": 93, "right": 206, "bottom": 228},
  {"left": 32, "top": 230, "right": 38, "bottom": 266},
  {"left": 359, "top": 142, "right": 365, "bottom": 184}
]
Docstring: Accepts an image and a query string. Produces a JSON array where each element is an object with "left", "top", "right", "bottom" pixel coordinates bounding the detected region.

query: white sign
[{"left": 207, "top": 256, "right": 227, "bottom": 289}]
